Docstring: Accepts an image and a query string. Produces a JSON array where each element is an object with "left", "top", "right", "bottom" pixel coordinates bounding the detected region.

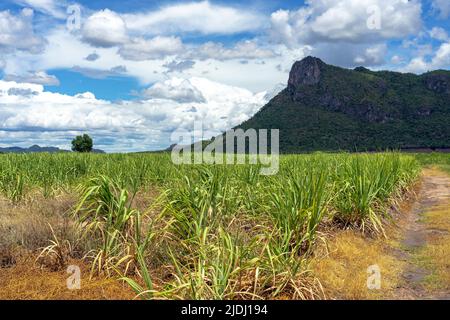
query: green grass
[
  {"left": 412, "top": 153, "right": 450, "bottom": 174},
  {"left": 0, "top": 151, "right": 422, "bottom": 299}
]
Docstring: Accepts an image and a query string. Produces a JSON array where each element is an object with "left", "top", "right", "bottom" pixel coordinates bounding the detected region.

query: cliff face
[
  {"left": 288, "top": 56, "right": 323, "bottom": 88},
  {"left": 237, "top": 56, "right": 450, "bottom": 152},
  {"left": 424, "top": 72, "right": 450, "bottom": 94},
  {"left": 283, "top": 56, "right": 450, "bottom": 124}
]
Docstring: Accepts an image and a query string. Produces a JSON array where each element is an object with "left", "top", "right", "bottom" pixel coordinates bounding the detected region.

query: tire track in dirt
[{"left": 393, "top": 169, "right": 450, "bottom": 300}]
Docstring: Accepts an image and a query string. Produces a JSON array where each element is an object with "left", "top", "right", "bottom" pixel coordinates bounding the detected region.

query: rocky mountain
[{"left": 237, "top": 56, "right": 450, "bottom": 152}]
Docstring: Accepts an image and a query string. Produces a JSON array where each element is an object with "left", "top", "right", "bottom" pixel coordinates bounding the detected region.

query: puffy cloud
[
  {"left": 269, "top": 0, "right": 422, "bottom": 46},
  {"left": 0, "top": 80, "right": 147, "bottom": 150},
  {"left": 4, "top": 71, "right": 60, "bottom": 86},
  {"left": 122, "top": 1, "right": 264, "bottom": 35},
  {"left": 7, "top": 87, "right": 39, "bottom": 96},
  {"left": 17, "top": 26, "right": 291, "bottom": 92},
  {"left": 264, "top": 83, "right": 286, "bottom": 100},
  {"left": 403, "top": 41, "right": 450, "bottom": 73},
  {"left": 85, "top": 53, "right": 100, "bottom": 61},
  {"left": 186, "top": 40, "right": 277, "bottom": 61},
  {"left": 354, "top": 44, "right": 387, "bottom": 65},
  {"left": 432, "top": 0, "right": 450, "bottom": 18},
  {"left": 433, "top": 42, "right": 450, "bottom": 66},
  {"left": 430, "top": 27, "right": 449, "bottom": 42},
  {"left": 82, "top": 9, "right": 128, "bottom": 48},
  {"left": 254, "top": 41, "right": 384, "bottom": 72},
  {"left": 142, "top": 78, "right": 206, "bottom": 103},
  {"left": 391, "top": 55, "right": 404, "bottom": 64},
  {"left": 164, "top": 60, "right": 196, "bottom": 73},
  {"left": 402, "top": 39, "right": 434, "bottom": 58},
  {"left": 76, "top": 4, "right": 269, "bottom": 63},
  {"left": 0, "top": 9, "right": 46, "bottom": 54},
  {"left": 119, "top": 36, "right": 184, "bottom": 61},
  {"left": 144, "top": 77, "right": 267, "bottom": 134},
  {"left": 308, "top": 42, "right": 386, "bottom": 67},
  {"left": 0, "top": 77, "right": 268, "bottom": 151},
  {"left": 13, "top": 0, "right": 66, "bottom": 19},
  {"left": 403, "top": 57, "right": 428, "bottom": 73},
  {"left": 70, "top": 65, "right": 127, "bottom": 79},
  {"left": 266, "top": 0, "right": 423, "bottom": 68},
  {"left": 269, "top": 9, "right": 299, "bottom": 49}
]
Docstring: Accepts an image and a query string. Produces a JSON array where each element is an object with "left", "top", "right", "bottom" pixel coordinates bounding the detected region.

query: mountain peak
[
  {"left": 288, "top": 56, "right": 324, "bottom": 89},
  {"left": 238, "top": 58, "right": 450, "bottom": 152},
  {"left": 29, "top": 144, "right": 41, "bottom": 150},
  {"left": 354, "top": 66, "right": 371, "bottom": 73}
]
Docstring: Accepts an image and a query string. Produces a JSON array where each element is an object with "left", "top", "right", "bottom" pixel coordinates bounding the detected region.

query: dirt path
[{"left": 392, "top": 169, "right": 450, "bottom": 299}]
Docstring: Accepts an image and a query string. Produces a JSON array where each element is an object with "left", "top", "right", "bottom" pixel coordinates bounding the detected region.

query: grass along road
[
  {"left": 311, "top": 167, "right": 450, "bottom": 300},
  {"left": 392, "top": 168, "right": 450, "bottom": 299}
]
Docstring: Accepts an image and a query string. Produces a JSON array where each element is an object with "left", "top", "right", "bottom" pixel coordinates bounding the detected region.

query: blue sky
[
  {"left": 0, "top": 0, "right": 449, "bottom": 152},
  {"left": 46, "top": 69, "right": 142, "bottom": 101}
]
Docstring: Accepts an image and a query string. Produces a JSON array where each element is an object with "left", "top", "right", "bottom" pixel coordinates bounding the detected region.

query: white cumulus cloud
[
  {"left": 267, "top": 0, "right": 423, "bottom": 67},
  {"left": 432, "top": 0, "right": 450, "bottom": 18},
  {"left": 0, "top": 77, "right": 268, "bottom": 151},
  {"left": 185, "top": 40, "right": 277, "bottom": 61},
  {"left": 354, "top": 44, "right": 387, "bottom": 65},
  {"left": 122, "top": 1, "right": 265, "bottom": 35},
  {"left": 119, "top": 36, "right": 184, "bottom": 61},
  {"left": 0, "top": 9, "right": 46, "bottom": 54},
  {"left": 142, "top": 78, "right": 206, "bottom": 103},
  {"left": 13, "top": 0, "right": 66, "bottom": 19},
  {"left": 430, "top": 27, "right": 449, "bottom": 42},
  {"left": 403, "top": 41, "right": 450, "bottom": 73},
  {"left": 4, "top": 71, "right": 60, "bottom": 86},
  {"left": 269, "top": 0, "right": 422, "bottom": 46},
  {"left": 82, "top": 9, "right": 128, "bottom": 48}
]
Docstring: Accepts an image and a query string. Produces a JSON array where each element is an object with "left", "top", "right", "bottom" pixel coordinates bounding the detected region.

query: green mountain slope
[{"left": 237, "top": 57, "right": 450, "bottom": 152}]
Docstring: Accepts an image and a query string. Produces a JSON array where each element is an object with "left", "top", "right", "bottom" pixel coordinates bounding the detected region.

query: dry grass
[
  {"left": 0, "top": 193, "right": 77, "bottom": 252},
  {"left": 422, "top": 205, "right": 450, "bottom": 231},
  {"left": 419, "top": 242, "right": 450, "bottom": 290},
  {"left": 416, "top": 205, "right": 450, "bottom": 291},
  {"left": 0, "top": 192, "right": 148, "bottom": 300},
  {"left": 309, "top": 180, "right": 421, "bottom": 300},
  {"left": 312, "top": 169, "right": 449, "bottom": 300},
  {"left": 0, "top": 255, "right": 134, "bottom": 300},
  {"left": 311, "top": 230, "right": 404, "bottom": 299}
]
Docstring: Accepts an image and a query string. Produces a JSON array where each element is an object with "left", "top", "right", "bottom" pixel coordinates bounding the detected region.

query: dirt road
[{"left": 393, "top": 169, "right": 450, "bottom": 299}]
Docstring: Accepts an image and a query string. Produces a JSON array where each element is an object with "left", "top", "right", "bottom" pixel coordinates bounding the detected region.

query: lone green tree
[{"left": 71, "top": 134, "right": 93, "bottom": 153}]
